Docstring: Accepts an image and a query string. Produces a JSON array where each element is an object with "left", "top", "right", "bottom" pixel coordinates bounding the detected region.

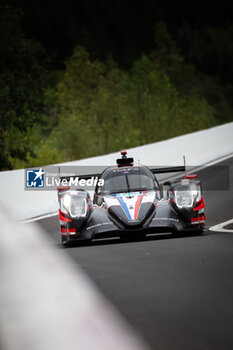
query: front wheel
[
  {"left": 61, "top": 236, "right": 70, "bottom": 247},
  {"left": 173, "top": 227, "right": 205, "bottom": 237},
  {"left": 193, "top": 228, "right": 205, "bottom": 235}
]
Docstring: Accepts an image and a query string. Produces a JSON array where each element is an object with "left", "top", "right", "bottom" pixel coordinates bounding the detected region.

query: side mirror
[{"left": 96, "top": 195, "right": 103, "bottom": 206}]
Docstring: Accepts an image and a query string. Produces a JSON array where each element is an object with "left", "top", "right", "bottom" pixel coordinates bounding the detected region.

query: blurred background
[{"left": 1, "top": 0, "right": 233, "bottom": 170}]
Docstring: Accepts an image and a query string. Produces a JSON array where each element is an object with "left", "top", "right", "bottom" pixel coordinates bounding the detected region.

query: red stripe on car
[
  {"left": 59, "top": 209, "right": 72, "bottom": 222},
  {"left": 191, "top": 214, "right": 206, "bottom": 222},
  {"left": 134, "top": 195, "right": 143, "bottom": 220},
  {"left": 193, "top": 197, "right": 205, "bottom": 211},
  {"left": 61, "top": 227, "right": 76, "bottom": 233},
  {"left": 57, "top": 186, "right": 70, "bottom": 193}
]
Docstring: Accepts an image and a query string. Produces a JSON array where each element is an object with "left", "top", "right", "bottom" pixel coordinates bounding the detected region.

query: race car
[{"left": 57, "top": 151, "right": 206, "bottom": 246}]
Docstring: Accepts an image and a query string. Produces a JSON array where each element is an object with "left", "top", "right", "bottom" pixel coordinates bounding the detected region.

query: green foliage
[
  {"left": 0, "top": 14, "right": 224, "bottom": 169},
  {"left": 0, "top": 6, "right": 48, "bottom": 170},
  {"left": 41, "top": 43, "right": 216, "bottom": 164},
  {"left": 177, "top": 22, "right": 233, "bottom": 122}
]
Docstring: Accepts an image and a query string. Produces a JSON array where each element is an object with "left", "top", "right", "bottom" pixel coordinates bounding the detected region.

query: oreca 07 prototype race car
[{"left": 58, "top": 152, "right": 206, "bottom": 246}]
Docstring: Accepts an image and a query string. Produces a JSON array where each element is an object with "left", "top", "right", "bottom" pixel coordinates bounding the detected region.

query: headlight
[
  {"left": 174, "top": 190, "right": 195, "bottom": 208},
  {"left": 63, "top": 194, "right": 71, "bottom": 212},
  {"left": 62, "top": 192, "right": 88, "bottom": 218},
  {"left": 174, "top": 183, "right": 201, "bottom": 208},
  {"left": 69, "top": 196, "right": 87, "bottom": 218}
]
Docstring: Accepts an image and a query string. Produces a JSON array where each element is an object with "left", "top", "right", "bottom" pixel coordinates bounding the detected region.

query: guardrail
[{"left": 0, "top": 205, "right": 150, "bottom": 350}]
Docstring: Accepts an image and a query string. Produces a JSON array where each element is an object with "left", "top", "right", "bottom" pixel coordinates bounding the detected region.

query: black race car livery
[{"left": 58, "top": 152, "right": 206, "bottom": 246}]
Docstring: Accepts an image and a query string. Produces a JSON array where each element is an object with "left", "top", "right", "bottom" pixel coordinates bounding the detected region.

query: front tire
[{"left": 193, "top": 228, "right": 205, "bottom": 235}]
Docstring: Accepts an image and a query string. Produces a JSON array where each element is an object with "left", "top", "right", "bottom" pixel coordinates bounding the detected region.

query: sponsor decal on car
[
  {"left": 152, "top": 217, "right": 180, "bottom": 222},
  {"left": 86, "top": 222, "right": 114, "bottom": 230}
]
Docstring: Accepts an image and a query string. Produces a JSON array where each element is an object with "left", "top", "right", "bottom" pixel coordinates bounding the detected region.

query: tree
[{"left": 0, "top": 6, "right": 48, "bottom": 170}]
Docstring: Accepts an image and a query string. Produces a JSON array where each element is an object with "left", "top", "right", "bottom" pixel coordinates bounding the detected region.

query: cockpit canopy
[{"left": 97, "top": 166, "right": 157, "bottom": 194}]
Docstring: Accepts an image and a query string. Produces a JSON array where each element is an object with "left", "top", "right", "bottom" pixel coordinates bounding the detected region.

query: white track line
[
  {"left": 209, "top": 219, "right": 233, "bottom": 233},
  {"left": 22, "top": 211, "right": 58, "bottom": 224}
]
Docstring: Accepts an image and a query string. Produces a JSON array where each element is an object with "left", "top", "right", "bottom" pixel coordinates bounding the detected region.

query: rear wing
[
  {"left": 58, "top": 165, "right": 102, "bottom": 181},
  {"left": 57, "top": 157, "right": 186, "bottom": 184},
  {"left": 60, "top": 173, "right": 101, "bottom": 181},
  {"left": 149, "top": 166, "right": 186, "bottom": 174},
  {"left": 59, "top": 166, "right": 186, "bottom": 181}
]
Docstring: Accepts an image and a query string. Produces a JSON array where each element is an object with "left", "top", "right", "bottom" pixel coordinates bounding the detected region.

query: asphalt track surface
[{"left": 38, "top": 157, "right": 233, "bottom": 350}]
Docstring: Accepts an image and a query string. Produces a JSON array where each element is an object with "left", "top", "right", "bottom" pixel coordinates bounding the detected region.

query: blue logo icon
[{"left": 26, "top": 169, "right": 45, "bottom": 188}]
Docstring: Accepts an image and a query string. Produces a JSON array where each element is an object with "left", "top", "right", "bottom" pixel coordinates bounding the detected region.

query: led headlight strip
[
  {"left": 174, "top": 183, "right": 201, "bottom": 209},
  {"left": 62, "top": 192, "right": 88, "bottom": 218}
]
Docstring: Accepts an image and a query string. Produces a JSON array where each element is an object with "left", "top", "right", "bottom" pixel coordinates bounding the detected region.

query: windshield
[{"left": 101, "top": 167, "right": 155, "bottom": 194}]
